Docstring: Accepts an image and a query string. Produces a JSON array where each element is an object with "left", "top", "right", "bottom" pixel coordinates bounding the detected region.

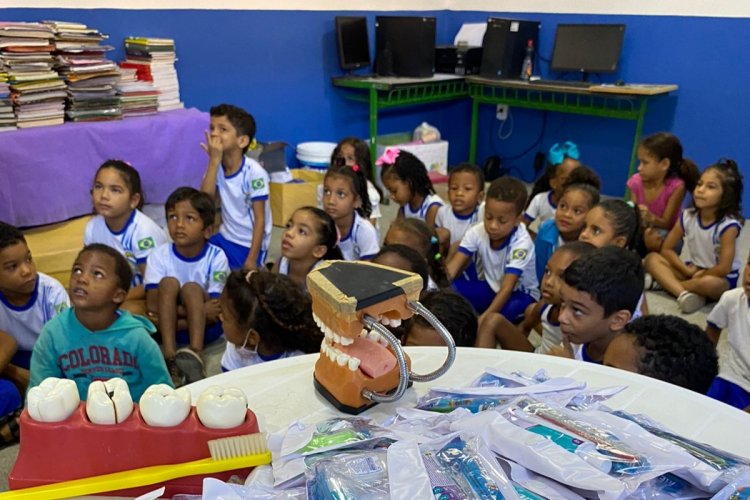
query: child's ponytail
[
  {"left": 708, "top": 158, "right": 744, "bottom": 224},
  {"left": 301, "top": 206, "right": 344, "bottom": 260},
  {"left": 378, "top": 148, "right": 435, "bottom": 197},
  {"left": 326, "top": 164, "right": 372, "bottom": 218},
  {"left": 598, "top": 199, "right": 644, "bottom": 256},
  {"left": 640, "top": 132, "right": 700, "bottom": 191}
]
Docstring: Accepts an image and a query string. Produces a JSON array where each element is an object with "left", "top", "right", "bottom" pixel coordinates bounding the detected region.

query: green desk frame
[
  {"left": 332, "top": 75, "right": 468, "bottom": 168},
  {"left": 466, "top": 77, "right": 678, "bottom": 182}
]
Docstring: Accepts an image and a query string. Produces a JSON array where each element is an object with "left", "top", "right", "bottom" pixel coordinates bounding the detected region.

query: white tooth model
[
  {"left": 86, "top": 378, "right": 134, "bottom": 425},
  {"left": 27, "top": 377, "right": 80, "bottom": 423},
  {"left": 196, "top": 386, "right": 247, "bottom": 429},
  {"left": 139, "top": 384, "right": 192, "bottom": 427}
]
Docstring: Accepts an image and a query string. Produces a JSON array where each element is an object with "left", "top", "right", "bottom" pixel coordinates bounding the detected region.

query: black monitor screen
[
  {"left": 375, "top": 16, "right": 436, "bottom": 77},
  {"left": 551, "top": 24, "right": 625, "bottom": 74},
  {"left": 336, "top": 16, "right": 370, "bottom": 70}
]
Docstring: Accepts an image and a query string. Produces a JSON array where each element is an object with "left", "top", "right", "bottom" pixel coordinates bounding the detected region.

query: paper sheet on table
[{"left": 454, "top": 23, "right": 486, "bottom": 46}]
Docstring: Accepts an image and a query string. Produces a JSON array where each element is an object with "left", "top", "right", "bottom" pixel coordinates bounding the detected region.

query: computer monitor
[
  {"left": 375, "top": 16, "right": 436, "bottom": 77},
  {"left": 335, "top": 16, "right": 371, "bottom": 72},
  {"left": 550, "top": 24, "right": 626, "bottom": 80}
]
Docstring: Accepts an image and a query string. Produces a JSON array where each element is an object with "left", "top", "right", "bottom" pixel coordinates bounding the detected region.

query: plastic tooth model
[
  {"left": 307, "top": 260, "right": 456, "bottom": 414},
  {"left": 11, "top": 378, "right": 261, "bottom": 498}
]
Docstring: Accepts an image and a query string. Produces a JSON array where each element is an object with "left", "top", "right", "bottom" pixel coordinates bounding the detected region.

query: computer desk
[
  {"left": 332, "top": 74, "right": 468, "bottom": 168},
  {"left": 466, "top": 77, "right": 678, "bottom": 181}
]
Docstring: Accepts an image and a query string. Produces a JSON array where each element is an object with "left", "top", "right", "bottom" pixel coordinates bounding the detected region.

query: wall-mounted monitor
[
  {"left": 336, "top": 16, "right": 371, "bottom": 72},
  {"left": 551, "top": 24, "right": 626, "bottom": 78},
  {"left": 375, "top": 16, "right": 436, "bottom": 77}
]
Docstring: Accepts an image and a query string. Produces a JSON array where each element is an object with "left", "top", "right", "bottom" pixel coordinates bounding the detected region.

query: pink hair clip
[
  {"left": 375, "top": 147, "right": 400, "bottom": 166},
  {"left": 351, "top": 164, "right": 360, "bottom": 172}
]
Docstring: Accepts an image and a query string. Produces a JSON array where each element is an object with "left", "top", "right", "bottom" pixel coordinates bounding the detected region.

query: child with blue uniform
[
  {"left": 644, "top": 159, "right": 744, "bottom": 314},
  {"left": 378, "top": 148, "right": 444, "bottom": 228},
  {"left": 145, "top": 187, "right": 230, "bottom": 387},
  {"left": 201, "top": 104, "right": 271, "bottom": 270},
  {"left": 705, "top": 251, "right": 750, "bottom": 410},
  {"left": 30, "top": 244, "right": 171, "bottom": 402},
  {"left": 446, "top": 176, "right": 539, "bottom": 325},
  {"left": 550, "top": 246, "right": 643, "bottom": 364},
  {"left": 0, "top": 222, "right": 69, "bottom": 387},
  {"left": 84, "top": 160, "right": 168, "bottom": 315},
  {"left": 323, "top": 163, "right": 380, "bottom": 261},
  {"left": 384, "top": 217, "right": 449, "bottom": 290}
]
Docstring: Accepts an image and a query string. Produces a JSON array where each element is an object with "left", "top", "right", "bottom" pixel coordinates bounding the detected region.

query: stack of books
[
  {"left": 121, "top": 37, "right": 183, "bottom": 112},
  {"left": 0, "top": 63, "right": 15, "bottom": 131},
  {"left": 0, "top": 22, "right": 66, "bottom": 128},
  {"left": 115, "top": 66, "right": 159, "bottom": 117},
  {"left": 44, "top": 20, "right": 122, "bottom": 122}
]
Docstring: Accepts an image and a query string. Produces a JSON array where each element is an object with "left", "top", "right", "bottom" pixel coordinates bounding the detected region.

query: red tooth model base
[{"left": 9, "top": 403, "right": 260, "bottom": 497}]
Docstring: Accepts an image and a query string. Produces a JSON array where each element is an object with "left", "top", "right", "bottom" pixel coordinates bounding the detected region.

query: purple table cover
[{"left": 0, "top": 107, "right": 210, "bottom": 228}]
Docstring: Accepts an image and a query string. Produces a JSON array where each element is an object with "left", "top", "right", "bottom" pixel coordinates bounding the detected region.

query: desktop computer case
[{"left": 480, "top": 18, "right": 541, "bottom": 79}]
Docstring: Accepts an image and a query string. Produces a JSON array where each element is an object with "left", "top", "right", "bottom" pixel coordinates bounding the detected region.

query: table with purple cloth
[{"left": 0, "top": 107, "right": 210, "bottom": 228}]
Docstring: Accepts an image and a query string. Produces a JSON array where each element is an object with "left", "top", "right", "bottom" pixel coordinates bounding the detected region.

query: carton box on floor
[{"left": 269, "top": 169, "right": 325, "bottom": 227}]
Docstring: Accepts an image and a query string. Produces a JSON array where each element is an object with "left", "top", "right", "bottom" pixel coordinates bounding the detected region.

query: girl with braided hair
[{"left": 219, "top": 270, "right": 323, "bottom": 371}]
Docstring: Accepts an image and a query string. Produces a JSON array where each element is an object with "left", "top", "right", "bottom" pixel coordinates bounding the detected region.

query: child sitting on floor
[
  {"left": 220, "top": 270, "right": 322, "bottom": 371},
  {"left": 0, "top": 221, "right": 69, "bottom": 392},
  {"left": 401, "top": 289, "right": 477, "bottom": 348},
  {"left": 145, "top": 187, "right": 230, "bottom": 386},
  {"left": 550, "top": 246, "right": 644, "bottom": 364},
  {"left": 30, "top": 244, "right": 171, "bottom": 401},
  {"left": 524, "top": 140, "right": 582, "bottom": 229},
  {"left": 446, "top": 176, "right": 538, "bottom": 324},
  {"left": 330, "top": 137, "right": 383, "bottom": 231},
  {"left": 383, "top": 217, "right": 449, "bottom": 290},
  {"left": 379, "top": 148, "right": 444, "bottom": 227},
  {"left": 373, "top": 245, "right": 431, "bottom": 293},
  {"left": 603, "top": 314, "right": 717, "bottom": 394}
]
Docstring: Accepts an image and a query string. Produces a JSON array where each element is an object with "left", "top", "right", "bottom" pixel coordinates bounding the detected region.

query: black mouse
[{"left": 615, "top": 79, "right": 625, "bottom": 86}]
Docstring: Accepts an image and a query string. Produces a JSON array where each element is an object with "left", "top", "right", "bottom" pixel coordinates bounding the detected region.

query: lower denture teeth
[
  {"left": 348, "top": 357, "right": 361, "bottom": 371},
  {"left": 390, "top": 318, "right": 402, "bottom": 327},
  {"left": 336, "top": 353, "right": 349, "bottom": 366}
]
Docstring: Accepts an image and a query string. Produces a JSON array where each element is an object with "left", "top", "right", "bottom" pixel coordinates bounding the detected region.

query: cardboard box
[
  {"left": 24, "top": 216, "right": 90, "bottom": 287},
  {"left": 269, "top": 169, "right": 325, "bottom": 227},
  {"left": 376, "top": 139, "right": 449, "bottom": 175}
]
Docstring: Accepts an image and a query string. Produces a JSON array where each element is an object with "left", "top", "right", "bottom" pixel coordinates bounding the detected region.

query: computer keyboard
[{"left": 531, "top": 79, "right": 593, "bottom": 89}]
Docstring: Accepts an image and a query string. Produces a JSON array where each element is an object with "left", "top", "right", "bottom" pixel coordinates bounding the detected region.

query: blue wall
[{"left": 4, "top": 8, "right": 750, "bottom": 209}]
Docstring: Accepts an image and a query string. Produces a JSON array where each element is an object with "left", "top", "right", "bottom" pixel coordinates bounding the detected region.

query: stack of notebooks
[
  {"left": 121, "top": 37, "right": 183, "bottom": 112},
  {"left": 116, "top": 66, "right": 159, "bottom": 117},
  {"left": 0, "top": 22, "right": 66, "bottom": 128},
  {"left": 44, "top": 20, "right": 122, "bottom": 122},
  {"left": 0, "top": 63, "right": 15, "bottom": 131}
]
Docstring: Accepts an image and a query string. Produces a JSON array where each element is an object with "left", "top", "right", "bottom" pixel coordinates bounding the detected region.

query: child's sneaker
[
  {"left": 175, "top": 347, "right": 206, "bottom": 384},
  {"left": 166, "top": 357, "right": 184, "bottom": 388},
  {"left": 643, "top": 273, "right": 663, "bottom": 291},
  {"left": 677, "top": 291, "right": 705, "bottom": 314}
]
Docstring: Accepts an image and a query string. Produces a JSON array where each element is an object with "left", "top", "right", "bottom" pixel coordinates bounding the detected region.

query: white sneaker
[
  {"left": 644, "top": 273, "right": 663, "bottom": 291},
  {"left": 677, "top": 291, "right": 705, "bottom": 314}
]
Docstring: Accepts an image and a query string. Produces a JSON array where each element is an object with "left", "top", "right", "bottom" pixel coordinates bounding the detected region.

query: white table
[{"left": 186, "top": 347, "right": 750, "bottom": 460}]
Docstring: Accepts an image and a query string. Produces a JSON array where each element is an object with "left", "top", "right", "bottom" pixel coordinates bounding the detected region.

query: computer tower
[
  {"left": 375, "top": 16, "right": 436, "bottom": 77},
  {"left": 480, "top": 18, "right": 541, "bottom": 79},
  {"left": 435, "top": 46, "right": 483, "bottom": 75}
]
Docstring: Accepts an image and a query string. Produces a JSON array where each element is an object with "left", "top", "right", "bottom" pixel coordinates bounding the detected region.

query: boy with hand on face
[
  {"left": 550, "top": 246, "right": 644, "bottom": 363},
  {"left": 30, "top": 244, "right": 171, "bottom": 402},
  {"left": 200, "top": 104, "right": 271, "bottom": 271}
]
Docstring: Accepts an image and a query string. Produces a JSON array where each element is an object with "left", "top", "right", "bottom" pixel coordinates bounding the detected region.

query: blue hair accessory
[
  {"left": 548, "top": 141, "right": 580, "bottom": 165},
  {"left": 430, "top": 236, "right": 438, "bottom": 244}
]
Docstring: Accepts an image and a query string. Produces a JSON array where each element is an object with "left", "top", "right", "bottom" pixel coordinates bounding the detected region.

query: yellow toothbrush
[{"left": 0, "top": 433, "right": 271, "bottom": 500}]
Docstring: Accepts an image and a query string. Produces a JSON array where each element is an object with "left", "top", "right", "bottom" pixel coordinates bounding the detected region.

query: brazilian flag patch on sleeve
[
  {"left": 212, "top": 271, "right": 228, "bottom": 283},
  {"left": 251, "top": 178, "right": 265, "bottom": 190},
  {"left": 137, "top": 237, "right": 156, "bottom": 251}
]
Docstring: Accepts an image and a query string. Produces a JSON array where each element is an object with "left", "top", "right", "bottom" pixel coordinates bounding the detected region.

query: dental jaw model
[
  {"left": 10, "top": 378, "right": 259, "bottom": 497},
  {"left": 308, "top": 261, "right": 456, "bottom": 414}
]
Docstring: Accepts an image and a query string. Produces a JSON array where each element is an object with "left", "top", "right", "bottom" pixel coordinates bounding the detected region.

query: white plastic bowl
[{"left": 296, "top": 141, "right": 336, "bottom": 157}]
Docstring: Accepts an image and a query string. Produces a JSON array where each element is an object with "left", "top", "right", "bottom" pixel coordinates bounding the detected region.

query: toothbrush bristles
[{"left": 208, "top": 433, "right": 270, "bottom": 461}]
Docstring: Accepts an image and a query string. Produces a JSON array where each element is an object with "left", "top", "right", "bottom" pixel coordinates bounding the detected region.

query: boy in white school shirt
[{"left": 200, "top": 103, "right": 271, "bottom": 271}]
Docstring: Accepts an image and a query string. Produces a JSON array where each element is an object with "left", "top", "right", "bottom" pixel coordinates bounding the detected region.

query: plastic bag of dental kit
[
  {"left": 388, "top": 432, "right": 520, "bottom": 499},
  {"left": 305, "top": 449, "right": 390, "bottom": 499},
  {"left": 279, "top": 417, "right": 393, "bottom": 459}
]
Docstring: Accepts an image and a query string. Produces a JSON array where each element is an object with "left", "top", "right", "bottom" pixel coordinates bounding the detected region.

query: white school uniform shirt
[
  {"left": 216, "top": 156, "right": 272, "bottom": 252},
  {"left": 338, "top": 212, "right": 380, "bottom": 261},
  {"left": 707, "top": 288, "right": 750, "bottom": 393},
  {"left": 524, "top": 191, "right": 557, "bottom": 224},
  {"left": 535, "top": 304, "right": 562, "bottom": 355},
  {"left": 458, "top": 223, "right": 539, "bottom": 299},
  {"left": 221, "top": 343, "right": 303, "bottom": 371},
  {"left": 84, "top": 210, "right": 169, "bottom": 287},
  {"left": 681, "top": 209, "right": 742, "bottom": 273},
  {"left": 144, "top": 243, "right": 230, "bottom": 297},
  {"left": 400, "top": 193, "right": 444, "bottom": 221},
  {"left": 277, "top": 257, "right": 323, "bottom": 282},
  {"left": 0, "top": 273, "right": 69, "bottom": 352},
  {"left": 435, "top": 203, "right": 485, "bottom": 245}
]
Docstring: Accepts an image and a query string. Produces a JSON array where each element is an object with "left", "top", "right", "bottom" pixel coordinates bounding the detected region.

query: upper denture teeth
[
  {"left": 380, "top": 316, "right": 391, "bottom": 326},
  {"left": 390, "top": 318, "right": 402, "bottom": 327},
  {"left": 360, "top": 328, "right": 368, "bottom": 337},
  {"left": 332, "top": 332, "right": 341, "bottom": 344},
  {"left": 339, "top": 336, "right": 354, "bottom": 346}
]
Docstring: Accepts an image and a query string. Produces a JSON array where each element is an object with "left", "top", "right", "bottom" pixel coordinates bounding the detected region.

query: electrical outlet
[{"left": 496, "top": 104, "right": 509, "bottom": 121}]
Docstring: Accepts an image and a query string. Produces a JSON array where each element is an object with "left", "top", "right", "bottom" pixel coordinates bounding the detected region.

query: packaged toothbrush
[
  {"left": 565, "top": 386, "right": 627, "bottom": 411},
  {"left": 305, "top": 449, "right": 390, "bottom": 500},
  {"left": 471, "top": 368, "right": 545, "bottom": 388},
  {"left": 627, "top": 473, "right": 709, "bottom": 499},
  {"left": 280, "top": 417, "right": 391, "bottom": 458},
  {"left": 415, "top": 390, "right": 515, "bottom": 414},
  {"left": 389, "top": 433, "right": 520, "bottom": 499},
  {"left": 709, "top": 468, "right": 750, "bottom": 499},
  {"left": 610, "top": 409, "right": 750, "bottom": 492}
]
